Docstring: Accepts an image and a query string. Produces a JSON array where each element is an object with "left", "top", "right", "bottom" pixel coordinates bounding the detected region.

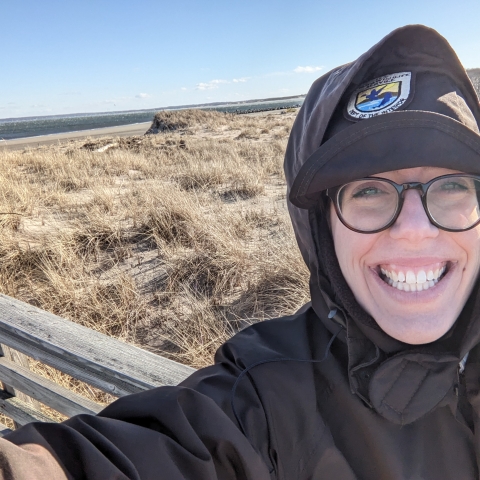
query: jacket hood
[{"left": 284, "top": 24, "right": 480, "bottom": 425}]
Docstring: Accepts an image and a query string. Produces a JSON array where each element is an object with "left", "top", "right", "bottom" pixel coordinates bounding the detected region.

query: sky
[{"left": 2, "top": 0, "right": 480, "bottom": 119}]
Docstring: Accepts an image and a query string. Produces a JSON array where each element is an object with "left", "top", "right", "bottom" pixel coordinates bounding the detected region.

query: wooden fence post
[{"left": 0, "top": 345, "right": 42, "bottom": 427}]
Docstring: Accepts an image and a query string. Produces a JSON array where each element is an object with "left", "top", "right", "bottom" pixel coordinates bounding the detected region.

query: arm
[{"left": 0, "top": 343, "right": 274, "bottom": 479}]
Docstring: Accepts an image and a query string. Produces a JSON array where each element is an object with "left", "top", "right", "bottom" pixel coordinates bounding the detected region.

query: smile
[{"left": 379, "top": 263, "right": 448, "bottom": 292}]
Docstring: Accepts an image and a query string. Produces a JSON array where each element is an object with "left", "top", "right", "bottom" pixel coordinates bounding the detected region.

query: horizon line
[{"left": 0, "top": 93, "right": 307, "bottom": 123}]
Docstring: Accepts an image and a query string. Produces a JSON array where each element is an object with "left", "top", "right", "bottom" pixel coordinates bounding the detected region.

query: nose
[{"left": 389, "top": 189, "right": 439, "bottom": 242}]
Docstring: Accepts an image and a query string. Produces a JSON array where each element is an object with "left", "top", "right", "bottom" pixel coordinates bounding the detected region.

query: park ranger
[{"left": 0, "top": 24, "right": 480, "bottom": 479}]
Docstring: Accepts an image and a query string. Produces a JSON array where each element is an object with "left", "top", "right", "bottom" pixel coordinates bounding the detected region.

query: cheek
[
  {"left": 460, "top": 228, "right": 480, "bottom": 279},
  {"left": 330, "top": 209, "right": 377, "bottom": 283}
]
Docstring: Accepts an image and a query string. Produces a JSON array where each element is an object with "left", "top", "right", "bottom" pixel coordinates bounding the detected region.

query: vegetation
[{"left": 0, "top": 109, "right": 309, "bottom": 418}]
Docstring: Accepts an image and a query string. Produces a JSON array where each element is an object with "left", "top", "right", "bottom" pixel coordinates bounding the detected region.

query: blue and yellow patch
[
  {"left": 356, "top": 81, "right": 400, "bottom": 112},
  {"left": 346, "top": 72, "right": 412, "bottom": 120}
]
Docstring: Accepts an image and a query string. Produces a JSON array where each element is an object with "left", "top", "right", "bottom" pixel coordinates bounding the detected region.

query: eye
[
  {"left": 352, "top": 186, "right": 385, "bottom": 198},
  {"left": 338, "top": 179, "right": 395, "bottom": 207},
  {"left": 440, "top": 181, "right": 468, "bottom": 192}
]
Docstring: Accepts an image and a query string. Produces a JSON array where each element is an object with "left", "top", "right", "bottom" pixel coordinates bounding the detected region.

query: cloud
[
  {"left": 294, "top": 66, "right": 323, "bottom": 73},
  {"left": 232, "top": 77, "right": 250, "bottom": 83},
  {"left": 181, "top": 87, "right": 187, "bottom": 91},
  {"left": 196, "top": 79, "right": 228, "bottom": 90},
  {"left": 136, "top": 93, "right": 150, "bottom": 99}
]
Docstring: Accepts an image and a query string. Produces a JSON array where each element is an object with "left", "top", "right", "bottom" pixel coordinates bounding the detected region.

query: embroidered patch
[{"left": 346, "top": 72, "right": 412, "bottom": 120}]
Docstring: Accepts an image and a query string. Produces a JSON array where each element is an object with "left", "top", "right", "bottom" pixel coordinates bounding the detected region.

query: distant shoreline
[
  {"left": 0, "top": 107, "right": 298, "bottom": 151},
  {"left": 0, "top": 122, "right": 152, "bottom": 151},
  {"left": 0, "top": 95, "right": 306, "bottom": 124},
  {"left": 1, "top": 98, "right": 304, "bottom": 143}
]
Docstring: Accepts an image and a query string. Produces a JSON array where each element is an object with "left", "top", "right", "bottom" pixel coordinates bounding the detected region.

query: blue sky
[{"left": 2, "top": 0, "right": 479, "bottom": 119}]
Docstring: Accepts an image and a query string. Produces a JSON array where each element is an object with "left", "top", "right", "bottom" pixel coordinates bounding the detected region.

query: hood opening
[
  {"left": 284, "top": 24, "right": 480, "bottom": 425},
  {"left": 285, "top": 24, "right": 480, "bottom": 356}
]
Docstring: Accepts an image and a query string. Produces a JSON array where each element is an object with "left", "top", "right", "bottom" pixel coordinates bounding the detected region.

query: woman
[{"left": 1, "top": 24, "right": 480, "bottom": 479}]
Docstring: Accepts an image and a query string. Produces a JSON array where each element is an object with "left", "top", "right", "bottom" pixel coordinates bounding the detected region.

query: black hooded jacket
[{"left": 1, "top": 25, "right": 480, "bottom": 479}]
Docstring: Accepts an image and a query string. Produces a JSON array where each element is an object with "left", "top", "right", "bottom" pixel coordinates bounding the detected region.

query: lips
[{"left": 378, "top": 262, "right": 448, "bottom": 292}]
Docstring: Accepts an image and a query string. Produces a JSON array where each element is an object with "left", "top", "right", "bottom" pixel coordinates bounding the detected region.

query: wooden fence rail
[{"left": 0, "top": 293, "right": 196, "bottom": 436}]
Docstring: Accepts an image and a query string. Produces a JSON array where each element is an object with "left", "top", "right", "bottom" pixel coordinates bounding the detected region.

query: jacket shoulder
[{"left": 215, "top": 304, "right": 332, "bottom": 367}]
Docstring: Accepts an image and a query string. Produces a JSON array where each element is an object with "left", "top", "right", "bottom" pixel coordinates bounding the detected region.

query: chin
[{"left": 375, "top": 315, "right": 457, "bottom": 345}]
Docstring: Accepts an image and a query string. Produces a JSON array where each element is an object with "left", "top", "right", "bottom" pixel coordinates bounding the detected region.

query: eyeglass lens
[{"left": 336, "top": 176, "right": 480, "bottom": 232}]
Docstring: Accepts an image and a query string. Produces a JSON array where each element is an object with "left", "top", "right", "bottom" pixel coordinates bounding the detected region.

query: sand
[{"left": 0, "top": 122, "right": 152, "bottom": 151}]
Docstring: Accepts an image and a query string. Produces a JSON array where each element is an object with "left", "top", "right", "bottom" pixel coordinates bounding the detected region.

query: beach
[
  {"left": 0, "top": 106, "right": 308, "bottom": 425},
  {"left": 0, "top": 122, "right": 152, "bottom": 151},
  {"left": 0, "top": 108, "right": 305, "bottom": 367}
]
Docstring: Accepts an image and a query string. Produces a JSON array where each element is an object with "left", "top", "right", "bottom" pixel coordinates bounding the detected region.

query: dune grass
[{"left": 0, "top": 109, "right": 309, "bottom": 422}]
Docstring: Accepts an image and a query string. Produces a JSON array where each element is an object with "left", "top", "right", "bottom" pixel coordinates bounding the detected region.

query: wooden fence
[{"left": 0, "top": 293, "right": 196, "bottom": 436}]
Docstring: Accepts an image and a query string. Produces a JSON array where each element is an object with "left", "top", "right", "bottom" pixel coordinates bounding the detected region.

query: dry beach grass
[{"left": 0, "top": 108, "right": 309, "bottom": 419}]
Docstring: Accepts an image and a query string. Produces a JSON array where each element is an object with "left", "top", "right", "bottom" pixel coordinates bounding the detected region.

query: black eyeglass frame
[{"left": 326, "top": 173, "right": 480, "bottom": 234}]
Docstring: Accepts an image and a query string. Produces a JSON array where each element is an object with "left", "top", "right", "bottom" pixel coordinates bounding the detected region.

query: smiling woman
[
  {"left": 287, "top": 24, "right": 480, "bottom": 350},
  {"left": 330, "top": 166, "right": 480, "bottom": 344},
  {"left": 1, "top": 24, "right": 480, "bottom": 480}
]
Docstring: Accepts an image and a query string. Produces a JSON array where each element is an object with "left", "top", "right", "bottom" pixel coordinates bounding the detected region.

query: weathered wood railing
[{"left": 0, "top": 293, "right": 196, "bottom": 436}]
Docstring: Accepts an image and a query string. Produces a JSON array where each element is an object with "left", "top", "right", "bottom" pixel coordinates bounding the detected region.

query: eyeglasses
[{"left": 326, "top": 174, "right": 480, "bottom": 234}]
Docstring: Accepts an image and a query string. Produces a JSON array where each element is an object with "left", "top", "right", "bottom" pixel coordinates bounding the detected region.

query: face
[{"left": 330, "top": 167, "right": 480, "bottom": 344}]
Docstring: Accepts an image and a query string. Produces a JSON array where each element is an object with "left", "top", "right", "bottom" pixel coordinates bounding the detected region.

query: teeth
[
  {"left": 380, "top": 264, "right": 448, "bottom": 292},
  {"left": 406, "top": 271, "right": 416, "bottom": 284},
  {"left": 417, "top": 271, "right": 427, "bottom": 284}
]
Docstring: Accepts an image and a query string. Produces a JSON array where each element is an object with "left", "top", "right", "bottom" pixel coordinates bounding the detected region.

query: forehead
[{"left": 373, "top": 166, "right": 465, "bottom": 183}]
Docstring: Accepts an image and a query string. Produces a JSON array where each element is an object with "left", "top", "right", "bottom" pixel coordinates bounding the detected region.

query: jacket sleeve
[{"left": 0, "top": 342, "right": 274, "bottom": 480}]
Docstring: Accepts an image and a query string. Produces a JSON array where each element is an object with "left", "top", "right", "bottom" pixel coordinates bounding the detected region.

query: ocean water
[{"left": 0, "top": 97, "right": 304, "bottom": 141}]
